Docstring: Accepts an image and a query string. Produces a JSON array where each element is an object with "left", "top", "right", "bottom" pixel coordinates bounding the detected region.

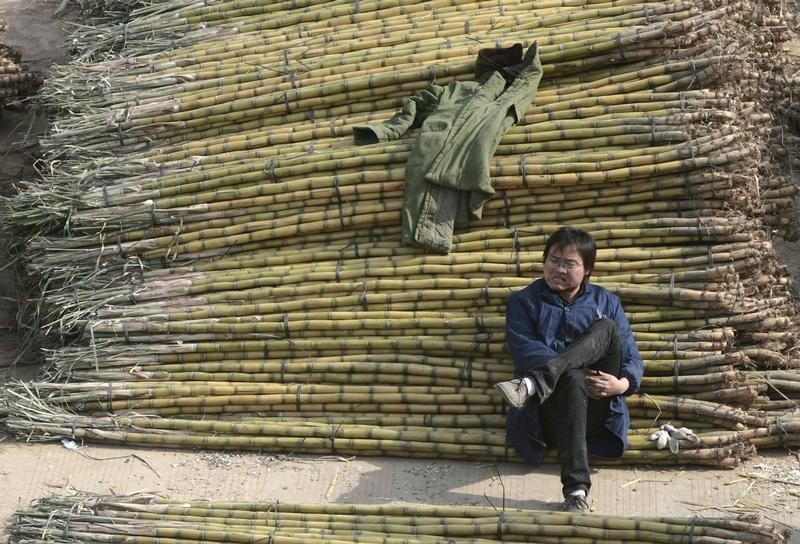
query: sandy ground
[
  {"left": 0, "top": 0, "right": 798, "bottom": 540},
  {"left": 0, "top": 0, "right": 69, "bottom": 353}
]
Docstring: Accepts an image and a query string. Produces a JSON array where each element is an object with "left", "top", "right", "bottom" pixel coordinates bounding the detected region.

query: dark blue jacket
[{"left": 505, "top": 278, "right": 643, "bottom": 464}]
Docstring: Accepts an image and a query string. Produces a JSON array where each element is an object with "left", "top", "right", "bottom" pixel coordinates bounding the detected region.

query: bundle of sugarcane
[
  {"left": 51, "top": 0, "right": 732, "bottom": 63},
  {"left": 25, "top": 1, "right": 766, "bottom": 159},
  {"left": 744, "top": 371, "right": 800, "bottom": 413},
  {"left": 7, "top": 492, "right": 791, "bottom": 544},
  {"left": 2, "top": 373, "right": 794, "bottom": 466},
  {"left": 0, "top": 382, "right": 772, "bottom": 465},
  {"left": 0, "top": 22, "right": 43, "bottom": 105},
  {"left": 23, "top": 213, "right": 795, "bottom": 411},
  {"left": 33, "top": 4, "right": 781, "bottom": 160},
  {"left": 34, "top": 216, "right": 777, "bottom": 316},
  {"left": 18, "top": 4, "right": 780, "bottom": 234},
  {"left": 14, "top": 120, "right": 781, "bottom": 263},
  {"left": 5, "top": 0, "right": 791, "bottom": 244},
  {"left": 1, "top": 0, "right": 798, "bottom": 466}
]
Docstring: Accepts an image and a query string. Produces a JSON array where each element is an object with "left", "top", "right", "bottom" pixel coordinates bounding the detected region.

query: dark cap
[{"left": 474, "top": 42, "right": 539, "bottom": 82}]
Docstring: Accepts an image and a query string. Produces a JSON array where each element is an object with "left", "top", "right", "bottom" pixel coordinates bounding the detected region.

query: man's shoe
[
  {"left": 493, "top": 378, "right": 532, "bottom": 409},
  {"left": 560, "top": 494, "right": 590, "bottom": 512}
]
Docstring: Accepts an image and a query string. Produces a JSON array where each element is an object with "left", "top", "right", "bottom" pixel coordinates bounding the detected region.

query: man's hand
[{"left": 584, "top": 370, "right": 629, "bottom": 399}]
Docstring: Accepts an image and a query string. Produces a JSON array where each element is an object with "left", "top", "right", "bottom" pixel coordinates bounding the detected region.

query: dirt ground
[
  {"left": 0, "top": 0, "right": 69, "bottom": 359},
  {"left": 0, "top": 0, "right": 798, "bottom": 540}
]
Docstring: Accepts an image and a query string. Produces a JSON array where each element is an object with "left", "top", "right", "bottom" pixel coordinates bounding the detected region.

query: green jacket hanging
[{"left": 353, "top": 42, "right": 543, "bottom": 253}]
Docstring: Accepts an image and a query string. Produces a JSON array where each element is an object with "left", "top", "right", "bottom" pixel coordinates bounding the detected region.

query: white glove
[{"left": 649, "top": 424, "right": 700, "bottom": 453}]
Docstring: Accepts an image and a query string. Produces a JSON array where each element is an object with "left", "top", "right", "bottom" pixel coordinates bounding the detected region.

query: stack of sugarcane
[
  {"left": 1, "top": 0, "right": 799, "bottom": 467},
  {"left": 0, "top": 21, "right": 43, "bottom": 106},
  {"left": 8, "top": 493, "right": 791, "bottom": 544},
  {"left": 10, "top": 379, "right": 798, "bottom": 465},
  {"left": 55, "top": 0, "right": 147, "bottom": 43}
]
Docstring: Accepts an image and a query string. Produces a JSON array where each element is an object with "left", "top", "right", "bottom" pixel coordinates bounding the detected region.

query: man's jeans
[{"left": 530, "top": 318, "right": 622, "bottom": 497}]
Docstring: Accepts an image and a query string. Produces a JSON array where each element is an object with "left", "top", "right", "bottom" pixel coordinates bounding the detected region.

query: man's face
[{"left": 543, "top": 244, "right": 589, "bottom": 301}]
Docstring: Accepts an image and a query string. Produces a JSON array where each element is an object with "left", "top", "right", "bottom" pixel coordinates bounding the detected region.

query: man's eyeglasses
[{"left": 545, "top": 256, "right": 583, "bottom": 271}]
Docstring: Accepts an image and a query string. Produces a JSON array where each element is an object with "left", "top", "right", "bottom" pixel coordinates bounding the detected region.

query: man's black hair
[{"left": 543, "top": 227, "right": 597, "bottom": 274}]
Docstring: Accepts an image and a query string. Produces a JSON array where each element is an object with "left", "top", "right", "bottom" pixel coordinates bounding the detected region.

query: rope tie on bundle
[
  {"left": 62, "top": 512, "right": 71, "bottom": 539},
  {"left": 476, "top": 313, "right": 488, "bottom": 334},
  {"left": 89, "top": 324, "right": 99, "bottom": 373},
  {"left": 689, "top": 59, "right": 698, "bottom": 87},
  {"left": 266, "top": 159, "right": 278, "bottom": 181},
  {"left": 668, "top": 272, "right": 676, "bottom": 304},
  {"left": 335, "top": 257, "right": 343, "bottom": 282},
  {"left": 688, "top": 517, "right": 698, "bottom": 541},
  {"left": 283, "top": 91, "right": 291, "bottom": 114},
  {"left": 329, "top": 423, "right": 339, "bottom": 454},
  {"left": 672, "top": 333, "right": 680, "bottom": 394},
  {"left": 512, "top": 229, "right": 521, "bottom": 277},
  {"left": 683, "top": 172, "right": 695, "bottom": 202},
  {"left": 147, "top": 200, "right": 157, "bottom": 227},
  {"left": 775, "top": 416, "right": 789, "bottom": 444},
  {"left": 333, "top": 176, "right": 345, "bottom": 228},
  {"left": 496, "top": 510, "right": 505, "bottom": 541},
  {"left": 614, "top": 34, "right": 627, "bottom": 61},
  {"left": 501, "top": 190, "right": 511, "bottom": 227}
]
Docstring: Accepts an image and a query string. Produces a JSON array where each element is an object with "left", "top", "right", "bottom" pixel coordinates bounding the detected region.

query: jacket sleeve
[
  {"left": 608, "top": 296, "right": 644, "bottom": 395},
  {"left": 505, "top": 293, "right": 558, "bottom": 376},
  {"left": 503, "top": 43, "right": 544, "bottom": 124},
  {"left": 352, "top": 85, "right": 444, "bottom": 145}
]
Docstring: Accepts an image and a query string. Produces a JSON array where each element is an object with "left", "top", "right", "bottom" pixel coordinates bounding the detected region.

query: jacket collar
[{"left": 538, "top": 278, "right": 592, "bottom": 304}]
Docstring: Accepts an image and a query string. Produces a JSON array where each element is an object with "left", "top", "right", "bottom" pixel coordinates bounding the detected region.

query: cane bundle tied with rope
[{"left": 8, "top": 493, "right": 791, "bottom": 544}]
